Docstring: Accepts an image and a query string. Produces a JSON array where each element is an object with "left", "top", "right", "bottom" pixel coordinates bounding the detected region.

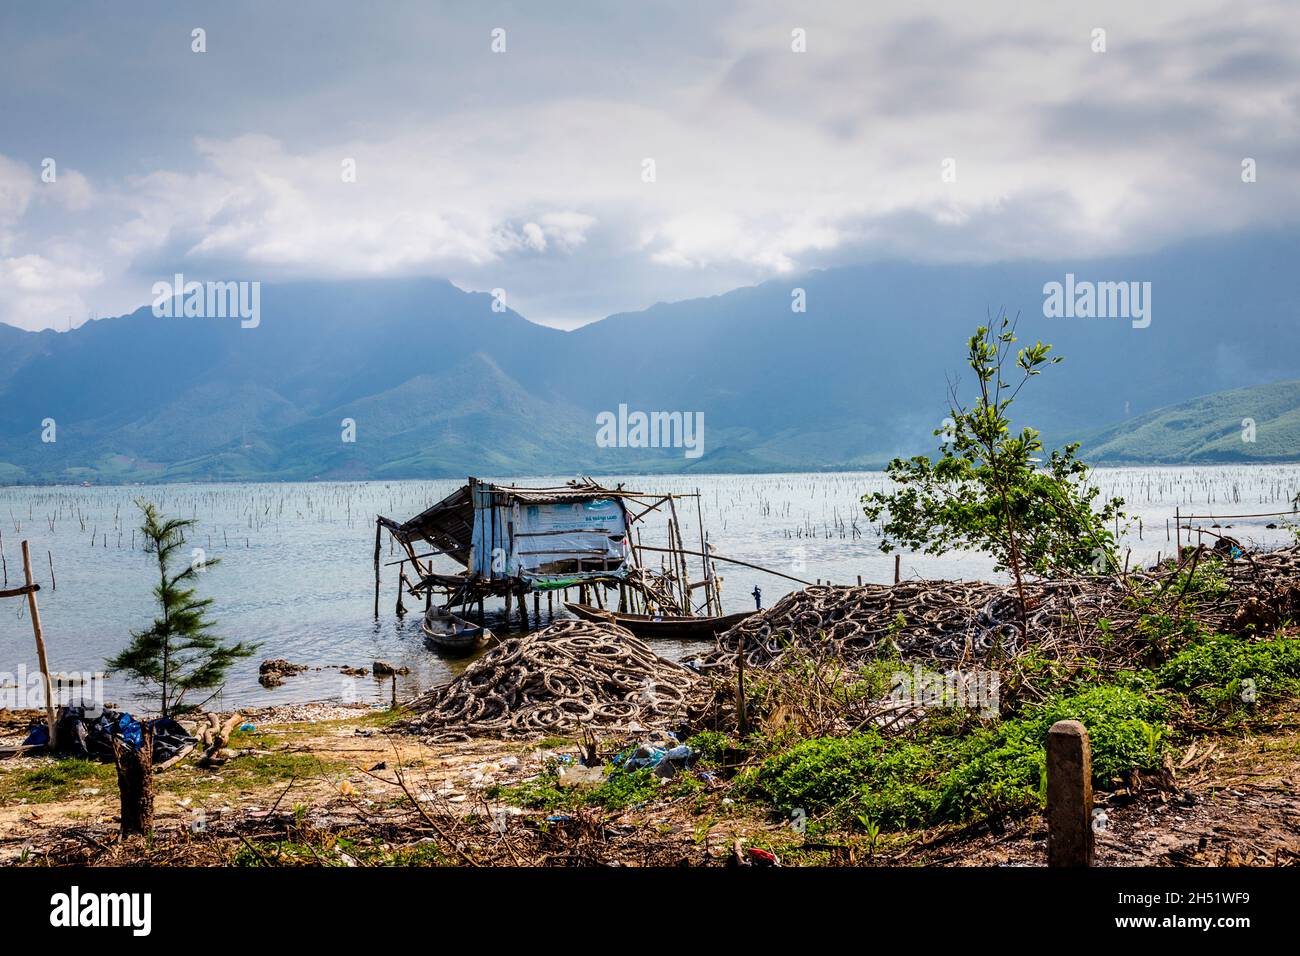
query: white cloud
[
  {"left": 2, "top": 0, "right": 1298, "bottom": 330},
  {"left": 0, "top": 254, "right": 103, "bottom": 331},
  {"left": 44, "top": 168, "right": 94, "bottom": 211},
  {"left": 0, "top": 155, "right": 36, "bottom": 254}
]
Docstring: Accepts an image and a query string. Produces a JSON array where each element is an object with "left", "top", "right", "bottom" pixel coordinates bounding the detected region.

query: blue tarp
[{"left": 23, "top": 706, "right": 198, "bottom": 763}]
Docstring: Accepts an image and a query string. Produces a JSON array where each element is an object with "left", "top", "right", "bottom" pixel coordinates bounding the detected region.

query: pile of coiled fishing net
[
  {"left": 403, "top": 619, "right": 700, "bottom": 741},
  {"left": 701, "top": 579, "right": 1119, "bottom": 671},
  {"left": 705, "top": 543, "right": 1300, "bottom": 672}
]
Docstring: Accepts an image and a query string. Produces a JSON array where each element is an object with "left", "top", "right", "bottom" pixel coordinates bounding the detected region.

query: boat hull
[
  {"left": 421, "top": 608, "right": 489, "bottom": 653},
  {"left": 564, "top": 602, "right": 753, "bottom": 640}
]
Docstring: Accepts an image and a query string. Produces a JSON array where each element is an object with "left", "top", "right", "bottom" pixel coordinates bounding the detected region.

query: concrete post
[{"left": 1046, "top": 719, "right": 1094, "bottom": 867}]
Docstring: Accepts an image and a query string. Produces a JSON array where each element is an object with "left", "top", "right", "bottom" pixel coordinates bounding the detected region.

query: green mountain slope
[{"left": 1081, "top": 381, "right": 1300, "bottom": 463}]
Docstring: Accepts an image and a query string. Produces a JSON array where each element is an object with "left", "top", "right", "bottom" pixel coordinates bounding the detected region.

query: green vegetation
[
  {"left": 862, "top": 316, "right": 1126, "bottom": 584},
  {"left": 1159, "top": 632, "right": 1300, "bottom": 719},
  {"left": 1082, "top": 380, "right": 1300, "bottom": 464},
  {"left": 0, "top": 758, "right": 115, "bottom": 805},
  {"left": 743, "top": 683, "right": 1170, "bottom": 831},
  {"left": 233, "top": 831, "right": 445, "bottom": 867},
  {"left": 106, "top": 500, "right": 257, "bottom": 716},
  {"left": 730, "top": 607, "right": 1300, "bottom": 835},
  {"left": 490, "top": 763, "right": 665, "bottom": 813}
]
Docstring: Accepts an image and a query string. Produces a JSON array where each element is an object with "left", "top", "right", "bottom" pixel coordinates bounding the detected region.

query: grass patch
[
  {"left": 0, "top": 758, "right": 116, "bottom": 805},
  {"left": 159, "top": 751, "right": 329, "bottom": 800},
  {"left": 490, "top": 764, "right": 666, "bottom": 813},
  {"left": 233, "top": 833, "right": 445, "bottom": 867}
]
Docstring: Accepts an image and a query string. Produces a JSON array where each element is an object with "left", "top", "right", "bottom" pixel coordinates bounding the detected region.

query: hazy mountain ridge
[
  {"left": 1, "top": 231, "right": 1297, "bottom": 482},
  {"left": 1080, "top": 380, "right": 1300, "bottom": 464}
]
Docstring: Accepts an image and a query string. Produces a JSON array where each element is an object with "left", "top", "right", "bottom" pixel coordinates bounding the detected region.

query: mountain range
[{"left": 1, "top": 229, "right": 1297, "bottom": 483}]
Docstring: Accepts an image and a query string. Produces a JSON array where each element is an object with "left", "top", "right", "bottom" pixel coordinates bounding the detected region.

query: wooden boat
[
  {"left": 421, "top": 606, "right": 490, "bottom": 652},
  {"left": 564, "top": 602, "right": 754, "bottom": 640}
]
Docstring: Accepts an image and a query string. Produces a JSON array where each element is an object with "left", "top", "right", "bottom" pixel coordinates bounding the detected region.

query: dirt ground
[{"left": 1, "top": 704, "right": 1297, "bottom": 867}]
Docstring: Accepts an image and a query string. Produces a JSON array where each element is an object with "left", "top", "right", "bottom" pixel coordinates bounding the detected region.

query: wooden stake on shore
[{"left": 22, "top": 541, "right": 58, "bottom": 750}]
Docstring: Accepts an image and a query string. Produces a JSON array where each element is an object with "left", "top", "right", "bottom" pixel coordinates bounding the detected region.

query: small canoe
[
  {"left": 421, "top": 606, "right": 490, "bottom": 653},
  {"left": 564, "top": 602, "right": 754, "bottom": 640}
]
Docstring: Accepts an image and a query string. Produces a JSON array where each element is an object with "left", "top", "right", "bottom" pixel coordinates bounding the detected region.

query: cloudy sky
[{"left": 0, "top": 0, "right": 1296, "bottom": 331}]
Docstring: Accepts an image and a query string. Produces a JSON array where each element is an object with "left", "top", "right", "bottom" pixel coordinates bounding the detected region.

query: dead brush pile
[{"left": 703, "top": 542, "right": 1300, "bottom": 679}]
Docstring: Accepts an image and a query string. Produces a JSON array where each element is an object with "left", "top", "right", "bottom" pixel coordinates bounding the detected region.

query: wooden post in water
[
  {"left": 22, "top": 541, "right": 57, "bottom": 750},
  {"left": 372, "top": 522, "right": 382, "bottom": 618},
  {"left": 1046, "top": 720, "right": 1094, "bottom": 867},
  {"left": 894, "top": 554, "right": 901, "bottom": 584}
]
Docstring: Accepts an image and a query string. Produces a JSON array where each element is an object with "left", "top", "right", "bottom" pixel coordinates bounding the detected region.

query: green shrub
[
  {"left": 1158, "top": 632, "right": 1300, "bottom": 715},
  {"left": 750, "top": 733, "right": 943, "bottom": 829},
  {"left": 938, "top": 723, "right": 1045, "bottom": 821},
  {"left": 747, "top": 682, "right": 1174, "bottom": 832},
  {"left": 1028, "top": 684, "right": 1168, "bottom": 782}
]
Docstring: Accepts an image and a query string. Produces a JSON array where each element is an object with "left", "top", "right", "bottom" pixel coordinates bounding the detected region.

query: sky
[{"left": 0, "top": 0, "right": 1297, "bottom": 331}]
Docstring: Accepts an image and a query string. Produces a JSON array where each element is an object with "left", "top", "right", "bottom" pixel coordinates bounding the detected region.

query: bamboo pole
[
  {"left": 634, "top": 544, "right": 814, "bottom": 586},
  {"left": 22, "top": 541, "right": 57, "bottom": 750}
]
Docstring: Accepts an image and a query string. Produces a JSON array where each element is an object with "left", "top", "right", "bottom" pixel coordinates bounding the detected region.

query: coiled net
[{"left": 402, "top": 619, "right": 700, "bottom": 741}]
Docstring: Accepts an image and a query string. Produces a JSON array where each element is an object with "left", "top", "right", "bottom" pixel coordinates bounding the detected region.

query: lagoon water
[{"left": 1, "top": 467, "right": 1297, "bottom": 711}]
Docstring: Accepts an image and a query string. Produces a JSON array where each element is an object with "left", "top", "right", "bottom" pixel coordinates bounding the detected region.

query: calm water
[{"left": 1, "top": 467, "right": 1297, "bottom": 711}]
